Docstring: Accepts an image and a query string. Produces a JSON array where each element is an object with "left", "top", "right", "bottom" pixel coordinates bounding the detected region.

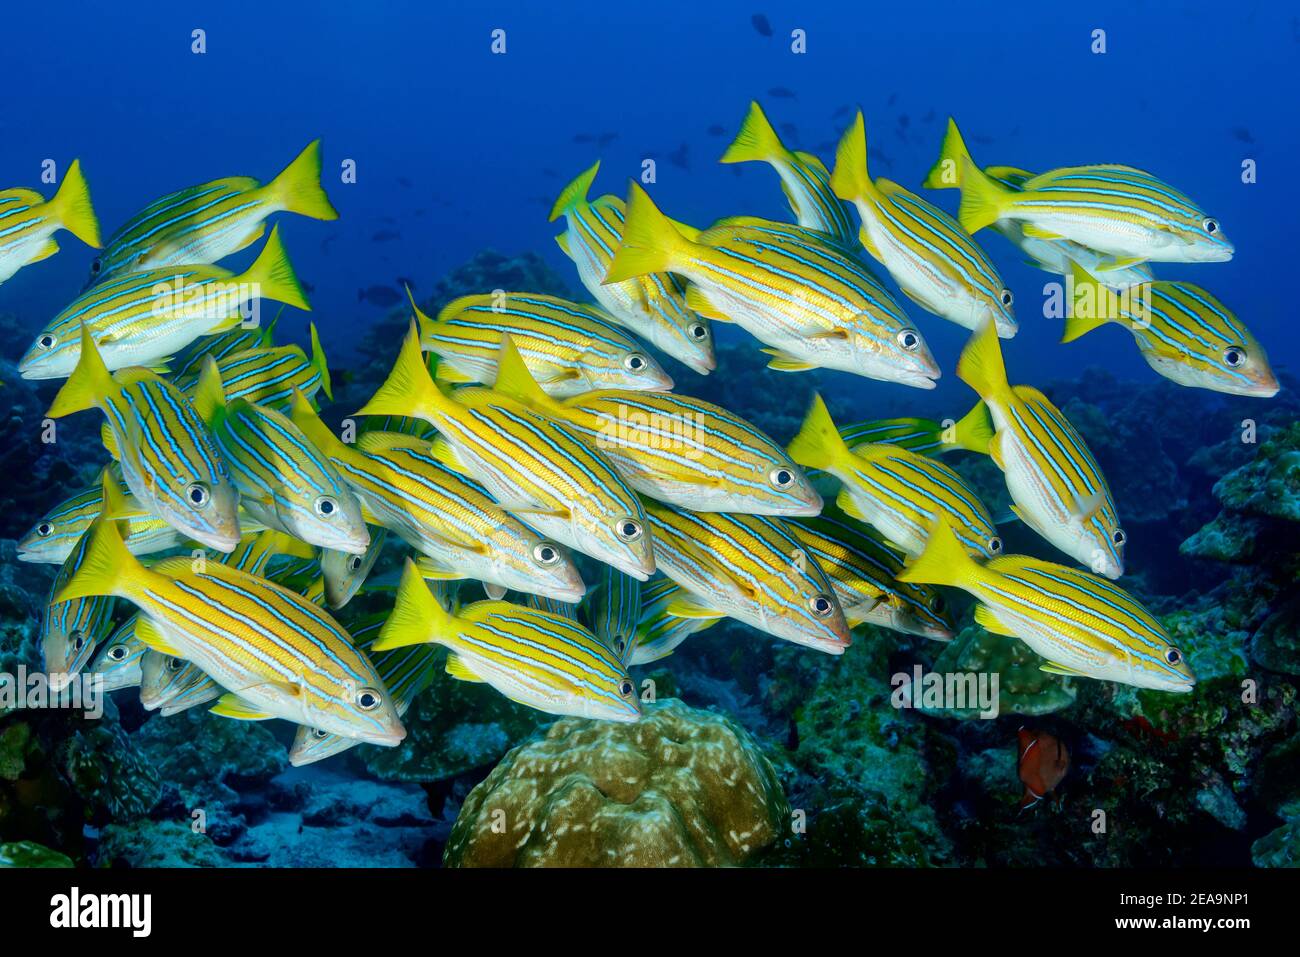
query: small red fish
[{"left": 1017, "top": 727, "right": 1069, "bottom": 810}]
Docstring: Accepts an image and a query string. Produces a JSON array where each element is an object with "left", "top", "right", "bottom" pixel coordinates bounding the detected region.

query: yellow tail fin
[
  {"left": 240, "top": 225, "right": 311, "bottom": 312},
  {"left": 549, "top": 160, "right": 600, "bottom": 223},
  {"left": 191, "top": 355, "right": 228, "bottom": 425},
  {"left": 720, "top": 101, "right": 786, "bottom": 165},
  {"left": 829, "top": 111, "right": 879, "bottom": 205},
  {"left": 47, "top": 324, "right": 117, "bottom": 418},
  {"left": 491, "top": 335, "right": 562, "bottom": 414},
  {"left": 308, "top": 322, "right": 332, "bottom": 400},
  {"left": 952, "top": 401, "right": 995, "bottom": 454},
  {"left": 54, "top": 502, "right": 159, "bottom": 605},
  {"left": 956, "top": 320, "right": 1012, "bottom": 404},
  {"left": 956, "top": 157, "right": 1011, "bottom": 234},
  {"left": 372, "top": 558, "right": 453, "bottom": 651},
  {"left": 896, "top": 521, "right": 981, "bottom": 589},
  {"left": 407, "top": 284, "right": 441, "bottom": 339},
  {"left": 47, "top": 158, "right": 101, "bottom": 248},
  {"left": 603, "top": 182, "right": 695, "bottom": 284},
  {"left": 266, "top": 140, "right": 339, "bottom": 221},
  {"left": 922, "top": 117, "right": 975, "bottom": 190},
  {"left": 354, "top": 321, "right": 448, "bottom": 425},
  {"left": 289, "top": 389, "right": 360, "bottom": 466},
  {"left": 786, "top": 393, "right": 853, "bottom": 473},
  {"left": 1062, "top": 263, "right": 1117, "bottom": 343}
]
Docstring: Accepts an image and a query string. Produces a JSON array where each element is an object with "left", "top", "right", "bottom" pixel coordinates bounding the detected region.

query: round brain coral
[{"left": 444, "top": 698, "right": 789, "bottom": 867}]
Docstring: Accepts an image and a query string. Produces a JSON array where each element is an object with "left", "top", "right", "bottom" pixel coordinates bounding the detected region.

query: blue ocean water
[{"left": 2, "top": 0, "right": 1294, "bottom": 389}]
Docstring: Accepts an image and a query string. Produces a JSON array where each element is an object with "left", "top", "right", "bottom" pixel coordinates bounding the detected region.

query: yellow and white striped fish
[
  {"left": 139, "top": 651, "right": 222, "bottom": 716},
  {"left": 290, "top": 395, "right": 586, "bottom": 603},
  {"left": 88, "top": 615, "right": 147, "bottom": 693},
  {"left": 19, "top": 470, "right": 183, "bottom": 564},
  {"left": 20, "top": 225, "right": 310, "bottom": 380},
  {"left": 788, "top": 394, "right": 1002, "bottom": 561},
  {"left": 356, "top": 326, "right": 656, "bottom": 580},
  {"left": 606, "top": 186, "right": 941, "bottom": 388},
  {"left": 922, "top": 119, "right": 1155, "bottom": 288},
  {"left": 899, "top": 521, "right": 1194, "bottom": 692},
  {"left": 550, "top": 161, "right": 716, "bottom": 374},
  {"left": 641, "top": 498, "right": 851, "bottom": 654},
  {"left": 957, "top": 321, "right": 1126, "bottom": 578},
  {"left": 954, "top": 139, "right": 1233, "bottom": 264},
  {"left": 0, "top": 159, "right": 100, "bottom": 285},
  {"left": 837, "top": 403, "right": 995, "bottom": 458},
  {"left": 489, "top": 353, "right": 822, "bottom": 516},
  {"left": 790, "top": 512, "right": 956, "bottom": 640},
  {"left": 320, "top": 527, "right": 388, "bottom": 610},
  {"left": 56, "top": 511, "right": 406, "bottom": 744},
  {"left": 87, "top": 140, "right": 338, "bottom": 285},
  {"left": 47, "top": 326, "right": 242, "bottom": 552},
  {"left": 375, "top": 559, "right": 641, "bottom": 722},
  {"left": 628, "top": 578, "right": 719, "bottom": 665},
  {"left": 583, "top": 564, "right": 642, "bottom": 663},
  {"left": 41, "top": 529, "right": 117, "bottom": 691},
  {"left": 417, "top": 290, "right": 672, "bottom": 396},
  {"left": 290, "top": 612, "right": 441, "bottom": 766},
  {"left": 830, "top": 111, "right": 1017, "bottom": 338},
  {"left": 720, "top": 101, "right": 858, "bottom": 248},
  {"left": 176, "top": 323, "right": 332, "bottom": 410},
  {"left": 167, "top": 326, "right": 267, "bottom": 381},
  {"left": 192, "top": 358, "right": 368, "bottom": 554},
  {"left": 1066, "top": 264, "right": 1277, "bottom": 397}
]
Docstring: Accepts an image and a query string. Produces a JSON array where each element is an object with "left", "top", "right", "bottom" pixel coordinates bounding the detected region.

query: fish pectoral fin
[
  {"left": 482, "top": 583, "right": 507, "bottom": 600},
  {"left": 445, "top": 653, "right": 486, "bottom": 683},
  {"left": 412, "top": 556, "right": 468, "bottom": 581},
  {"left": 433, "top": 364, "right": 475, "bottom": 384},
  {"left": 539, "top": 369, "right": 582, "bottom": 386},
  {"left": 227, "top": 223, "right": 267, "bottom": 256},
  {"left": 856, "top": 227, "right": 884, "bottom": 263},
  {"left": 132, "top": 616, "right": 186, "bottom": 657},
  {"left": 973, "top": 603, "right": 1017, "bottom": 636},
  {"left": 498, "top": 500, "right": 570, "bottom": 520},
  {"left": 210, "top": 693, "right": 276, "bottom": 721},
  {"left": 1039, "top": 660, "right": 1087, "bottom": 678},
  {"left": 554, "top": 232, "right": 572, "bottom": 256},
  {"left": 833, "top": 488, "right": 870, "bottom": 523},
  {"left": 761, "top": 349, "right": 817, "bottom": 372},
  {"left": 665, "top": 596, "right": 727, "bottom": 620},
  {"left": 898, "top": 285, "right": 935, "bottom": 312},
  {"left": 1069, "top": 490, "right": 1107, "bottom": 524},
  {"left": 1021, "top": 224, "right": 1065, "bottom": 241},
  {"left": 427, "top": 436, "right": 469, "bottom": 473},
  {"left": 987, "top": 430, "right": 1006, "bottom": 470},
  {"left": 1094, "top": 256, "right": 1146, "bottom": 271},
  {"left": 683, "top": 285, "right": 732, "bottom": 322},
  {"left": 30, "top": 237, "right": 60, "bottom": 263}
]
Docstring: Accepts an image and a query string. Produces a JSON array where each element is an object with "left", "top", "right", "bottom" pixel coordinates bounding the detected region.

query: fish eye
[
  {"left": 167, "top": 656, "right": 185, "bottom": 672},
  {"left": 186, "top": 482, "right": 210, "bottom": 507},
  {"left": 1223, "top": 346, "right": 1246, "bottom": 368},
  {"left": 999, "top": 289, "right": 1014, "bottom": 307},
  {"left": 36, "top": 522, "right": 53, "bottom": 537},
  {"left": 532, "top": 542, "right": 561, "bottom": 565},
  {"left": 623, "top": 352, "right": 648, "bottom": 372},
  {"left": 808, "top": 593, "right": 835, "bottom": 618},
  {"left": 619, "top": 679, "right": 635, "bottom": 697},
  {"left": 314, "top": 496, "right": 338, "bottom": 517},
  {"left": 355, "top": 688, "right": 382, "bottom": 711},
  {"left": 348, "top": 555, "right": 363, "bottom": 572},
  {"left": 311, "top": 728, "right": 330, "bottom": 739},
  {"left": 90, "top": 259, "right": 102, "bottom": 275},
  {"left": 36, "top": 333, "right": 56, "bottom": 350},
  {"left": 1202, "top": 218, "right": 1219, "bottom": 235},
  {"left": 1166, "top": 648, "right": 1183, "bottom": 665},
  {"left": 768, "top": 466, "right": 796, "bottom": 490},
  {"left": 615, "top": 519, "right": 643, "bottom": 542},
  {"left": 930, "top": 594, "right": 946, "bottom": 613},
  {"left": 72, "top": 631, "right": 85, "bottom": 652},
  {"left": 897, "top": 328, "right": 921, "bottom": 352},
  {"left": 612, "top": 636, "right": 628, "bottom": 656},
  {"left": 1113, "top": 529, "right": 1127, "bottom": 546},
  {"left": 107, "top": 645, "right": 128, "bottom": 661},
  {"left": 689, "top": 323, "right": 708, "bottom": 341},
  {"left": 988, "top": 536, "right": 1003, "bottom": 554}
]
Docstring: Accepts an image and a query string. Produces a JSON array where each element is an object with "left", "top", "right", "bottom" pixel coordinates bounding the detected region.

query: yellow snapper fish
[
  {"left": 1066, "top": 263, "right": 1278, "bottom": 397},
  {"left": 899, "top": 521, "right": 1194, "bottom": 692},
  {"left": 138, "top": 651, "right": 222, "bottom": 716},
  {"left": 922, "top": 118, "right": 1155, "bottom": 288},
  {"left": 550, "top": 161, "right": 716, "bottom": 375},
  {"left": 167, "top": 325, "right": 268, "bottom": 381},
  {"left": 88, "top": 615, "right": 147, "bottom": 693},
  {"left": 627, "top": 578, "right": 720, "bottom": 665},
  {"left": 415, "top": 290, "right": 673, "bottom": 396},
  {"left": 289, "top": 394, "right": 586, "bottom": 603},
  {"left": 175, "top": 322, "right": 332, "bottom": 411},
  {"left": 290, "top": 612, "right": 441, "bottom": 766},
  {"left": 46, "top": 326, "right": 242, "bottom": 552},
  {"left": 0, "top": 159, "right": 101, "bottom": 285},
  {"left": 957, "top": 321, "right": 1126, "bottom": 578},
  {"left": 829, "top": 111, "right": 1018, "bottom": 338},
  {"left": 375, "top": 559, "right": 642, "bottom": 722},
  {"left": 320, "top": 527, "right": 389, "bottom": 610},
  {"left": 57, "top": 509, "right": 406, "bottom": 744},
  {"left": 357, "top": 326, "right": 656, "bottom": 580},
  {"left": 19, "top": 225, "right": 310, "bottom": 380},
  {"left": 41, "top": 529, "right": 117, "bottom": 691},
  {"left": 790, "top": 512, "right": 956, "bottom": 640},
  {"left": 788, "top": 394, "right": 1003, "bottom": 561},
  {"left": 605, "top": 185, "right": 941, "bottom": 388},
  {"left": 719, "top": 101, "right": 859, "bottom": 249},
  {"left": 954, "top": 142, "right": 1233, "bottom": 265},
  {"left": 583, "top": 564, "right": 643, "bottom": 663},
  {"left": 18, "top": 469, "right": 183, "bottom": 564},
  {"left": 641, "top": 498, "right": 851, "bottom": 654},
  {"left": 837, "top": 403, "right": 995, "bottom": 458},
  {"left": 87, "top": 140, "right": 338, "bottom": 285},
  {"left": 487, "top": 342, "right": 823, "bottom": 515},
  {"left": 192, "top": 358, "right": 369, "bottom": 554}
]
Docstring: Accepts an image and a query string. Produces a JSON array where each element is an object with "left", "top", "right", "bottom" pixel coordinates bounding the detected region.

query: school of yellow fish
[{"left": 9, "top": 101, "right": 1275, "bottom": 759}]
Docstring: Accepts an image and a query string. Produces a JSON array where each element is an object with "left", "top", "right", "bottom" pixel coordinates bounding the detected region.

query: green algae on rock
[
  {"left": 444, "top": 698, "right": 788, "bottom": 867},
  {"left": 0, "top": 840, "right": 73, "bottom": 867},
  {"left": 924, "top": 624, "right": 1077, "bottom": 718}
]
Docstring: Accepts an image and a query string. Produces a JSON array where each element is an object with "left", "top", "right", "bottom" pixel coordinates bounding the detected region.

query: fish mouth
[
  {"left": 609, "top": 557, "right": 654, "bottom": 581},
  {"left": 893, "top": 368, "right": 940, "bottom": 390},
  {"left": 187, "top": 528, "right": 241, "bottom": 553},
  {"left": 677, "top": 350, "right": 717, "bottom": 375}
]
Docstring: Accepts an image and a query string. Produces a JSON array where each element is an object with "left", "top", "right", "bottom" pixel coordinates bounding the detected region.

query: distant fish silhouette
[
  {"left": 396, "top": 277, "right": 416, "bottom": 291},
  {"left": 397, "top": 176, "right": 413, "bottom": 188},
  {"left": 707, "top": 124, "right": 726, "bottom": 137},
  {"left": 922, "top": 109, "right": 936, "bottom": 123},
  {"left": 868, "top": 146, "right": 893, "bottom": 170},
  {"left": 597, "top": 132, "right": 619, "bottom": 147},
  {"left": 301, "top": 281, "right": 315, "bottom": 295},
  {"left": 573, "top": 133, "right": 594, "bottom": 144},
  {"left": 887, "top": 92, "right": 898, "bottom": 106},
  {"left": 768, "top": 86, "right": 796, "bottom": 99},
  {"left": 668, "top": 143, "right": 691, "bottom": 170},
  {"left": 751, "top": 13, "right": 773, "bottom": 36},
  {"left": 372, "top": 229, "right": 401, "bottom": 242},
  {"left": 779, "top": 122, "right": 800, "bottom": 144},
  {"left": 1232, "top": 126, "right": 1254, "bottom": 143},
  {"left": 358, "top": 285, "right": 403, "bottom": 308},
  {"left": 832, "top": 104, "right": 851, "bottom": 118}
]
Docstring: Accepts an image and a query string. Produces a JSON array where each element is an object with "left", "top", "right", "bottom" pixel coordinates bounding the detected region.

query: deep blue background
[{"left": 2, "top": 0, "right": 1295, "bottom": 407}]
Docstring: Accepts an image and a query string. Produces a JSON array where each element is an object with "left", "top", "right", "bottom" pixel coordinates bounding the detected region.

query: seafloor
[{"left": 1, "top": 250, "right": 1297, "bottom": 868}]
